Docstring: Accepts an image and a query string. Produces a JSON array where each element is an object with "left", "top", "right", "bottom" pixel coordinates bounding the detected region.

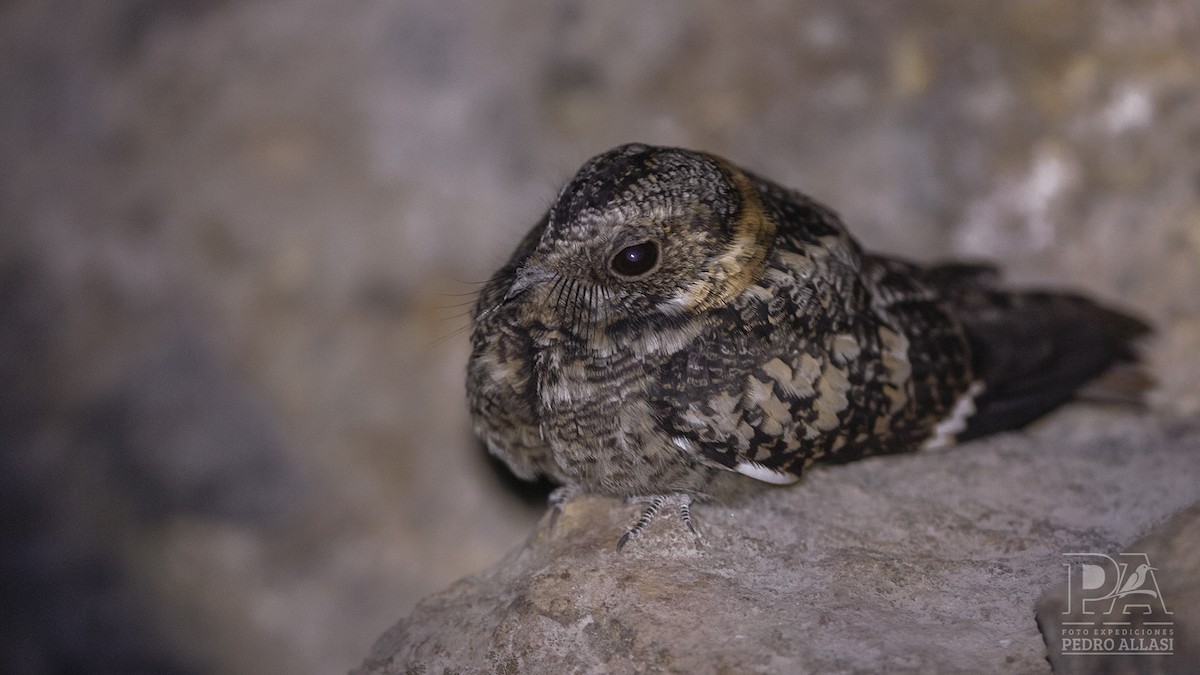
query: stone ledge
[
  {"left": 1037, "top": 503, "right": 1200, "bottom": 675},
  {"left": 357, "top": 410, "right": 1200, "bottom": 674}
]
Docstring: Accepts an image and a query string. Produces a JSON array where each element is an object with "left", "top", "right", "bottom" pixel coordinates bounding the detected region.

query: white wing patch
[
  {"left": 923, "top": 381, "right": 985, "bottom": 450},
  {"left": 673, "top": 434, "right": 799, "bottom": 485},
  {"left": 734, "top": 460, "right": 800, "bottom": 485},
  {"left": 671, "top": 436, "right": 695, "bottom": 453}
]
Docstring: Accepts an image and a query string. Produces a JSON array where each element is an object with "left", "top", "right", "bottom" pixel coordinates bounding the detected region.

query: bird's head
[{"left": 480, "top": 144, "right": 776, "bottom": 349}]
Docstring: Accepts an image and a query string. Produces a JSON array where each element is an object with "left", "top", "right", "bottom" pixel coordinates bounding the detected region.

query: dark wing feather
[{"left": 920, "top": 263, "right": 1152, "bottom": 440}]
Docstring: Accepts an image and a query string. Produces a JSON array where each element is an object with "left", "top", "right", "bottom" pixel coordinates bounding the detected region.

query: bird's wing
[
  {"left": 911, "top": 262, "right": 1151, "bottom": 440},
  {"left": 650, "top": 253, "right": 987, "bottom": 483},
  {"left": 648, "top": 275, "right": 898, "bottom": 483},
  {"left": 650, "top": 313, "right": 806, "bottom": 483}
]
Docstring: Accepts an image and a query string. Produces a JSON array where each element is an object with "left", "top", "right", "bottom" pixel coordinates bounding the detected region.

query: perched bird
[{"left": 466, "top": 143, "right": 1149, "bottom": 548}]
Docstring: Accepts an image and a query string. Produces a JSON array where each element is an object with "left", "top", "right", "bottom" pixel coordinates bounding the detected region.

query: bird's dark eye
[{"left": 609, "top": 241, "right": 660, "bottom": 278}]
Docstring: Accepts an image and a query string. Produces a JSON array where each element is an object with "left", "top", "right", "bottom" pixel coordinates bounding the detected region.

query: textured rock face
[
  {"left": 1038, "top": 504, "right": 1200, "bottom": 675},
  {"left": 357, "top": 411, "right": 1200, "bottom": 674}
]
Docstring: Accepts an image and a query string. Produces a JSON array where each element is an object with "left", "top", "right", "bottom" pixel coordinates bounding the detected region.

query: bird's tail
[{"left": 921, "top": 263, "right": 1153, "bottom": 441}]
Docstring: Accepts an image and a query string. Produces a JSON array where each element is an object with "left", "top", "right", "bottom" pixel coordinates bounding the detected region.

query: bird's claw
[{"left": 617, "top": 493, "right": 703, "bottom": 552}]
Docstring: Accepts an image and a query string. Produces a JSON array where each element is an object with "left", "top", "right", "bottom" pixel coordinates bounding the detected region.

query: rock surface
[
  {"left": 358, "top": 410, "right": 1200, "bottom": 674},
  {"left": 1037, "top": 503, "right": 1200, "bottom": 674}
]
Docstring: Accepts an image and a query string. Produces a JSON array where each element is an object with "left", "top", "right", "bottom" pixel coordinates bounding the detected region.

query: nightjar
[{"left": 467, "top": 143, "right": 1148, "bottom": 548}]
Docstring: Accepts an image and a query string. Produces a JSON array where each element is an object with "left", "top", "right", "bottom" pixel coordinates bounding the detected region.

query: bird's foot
[
  {"left": 546, "top": 484, "right": 580, "bottom": 531},
  {"left": 617, "top": 493, "right": 702, "bottom": 552}
]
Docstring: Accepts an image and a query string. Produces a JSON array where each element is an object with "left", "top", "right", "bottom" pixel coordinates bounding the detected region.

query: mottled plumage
[{"left": 467, "top": 144, "right": 1148, "bottom": 547}]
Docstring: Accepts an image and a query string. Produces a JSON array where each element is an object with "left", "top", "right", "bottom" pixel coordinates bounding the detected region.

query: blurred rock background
[{"left": 0, "top": 1, "right": 1196, "bottom": 674}]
